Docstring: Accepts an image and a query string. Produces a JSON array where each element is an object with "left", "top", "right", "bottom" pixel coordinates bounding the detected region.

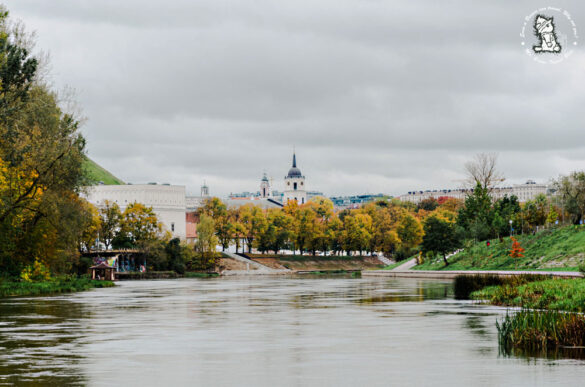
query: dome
[
  {"left": 287, "top": 167, "right": 302, "bottom": 177},
  {"left": 287, "top": 153, "right": 302, "bottom": 177}
]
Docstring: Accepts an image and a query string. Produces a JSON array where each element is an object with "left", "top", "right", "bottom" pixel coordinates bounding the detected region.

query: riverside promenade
[{"left": 362, "top": 258, "right": 583, "bottom": 279}]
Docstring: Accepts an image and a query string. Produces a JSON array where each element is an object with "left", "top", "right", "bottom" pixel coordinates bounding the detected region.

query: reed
[{"left": 497, "top": 309, "right": 585, "bottom": 354}]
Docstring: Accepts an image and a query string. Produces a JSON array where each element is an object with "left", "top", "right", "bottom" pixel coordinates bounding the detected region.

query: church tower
[
  {"left": 260, "top": 172, "right": 271, "bottom": 198},
  {"left": 283, "top": 152, "right": 307, "bottom": 204}
]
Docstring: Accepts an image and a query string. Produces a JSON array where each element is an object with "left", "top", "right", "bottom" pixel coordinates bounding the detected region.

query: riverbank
[
  {"left": 413, "top": 226, "right": 585, "bottom": 271},
  {"left": 465, "top": 274, "right": 585, "bottom": 354},
  {"left": 471, "top": 277, "right": 585, "bottom": 313},
  {"left": 362, "top": 269, "right": 581, "bottom": 280},
  {"left": 0, "top": 276, "right": 115, "bottom": 298},
  {"left": 247, "top": 254, "right": 385, "bottom": 272}
]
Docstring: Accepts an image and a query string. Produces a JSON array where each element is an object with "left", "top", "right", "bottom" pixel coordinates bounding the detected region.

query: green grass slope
[
  {"left": 414, "top": 225, "right": 585, "bottom": 271},
  {"left": 83, "top": 157, "right": 124, "bottom": 185}
]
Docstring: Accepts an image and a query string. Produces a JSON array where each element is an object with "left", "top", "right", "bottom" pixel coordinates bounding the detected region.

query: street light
[{"left": 509, "top": 219, "right": 513, "bottom": 236}]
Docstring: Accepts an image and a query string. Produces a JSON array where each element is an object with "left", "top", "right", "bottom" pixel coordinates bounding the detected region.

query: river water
[{"left": 1, "top": 277, "right": 584, "bottom": 386}]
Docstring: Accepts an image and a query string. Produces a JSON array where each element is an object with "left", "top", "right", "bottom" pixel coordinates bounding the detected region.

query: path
[
  {"left": 221, "top": 252, "right": 291, "bottom": 275},
  {"left": 363, "top": 269, "right": 582, "bottom": 279},
  {"left": 391, "top": 258, "right": 417, "bottom": 272}
]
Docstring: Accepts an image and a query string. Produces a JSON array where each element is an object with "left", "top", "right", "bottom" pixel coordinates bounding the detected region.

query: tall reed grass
[{"left": 497, "top": 309, "right": 585, "bottom": 354}]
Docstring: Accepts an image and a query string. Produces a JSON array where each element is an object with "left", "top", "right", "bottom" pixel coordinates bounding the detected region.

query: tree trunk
[{"left": 442, "top": 253, "right": 449, "bottom": 266}]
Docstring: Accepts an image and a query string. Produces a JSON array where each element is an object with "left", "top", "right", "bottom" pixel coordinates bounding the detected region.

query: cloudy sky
[{"left": 4, "top": 0, "right": 584, "bottom": 197}]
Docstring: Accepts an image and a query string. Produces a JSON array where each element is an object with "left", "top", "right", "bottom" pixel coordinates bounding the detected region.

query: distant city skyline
[{"left": 5, "top": 0, "right": 584, "bottom": 197}]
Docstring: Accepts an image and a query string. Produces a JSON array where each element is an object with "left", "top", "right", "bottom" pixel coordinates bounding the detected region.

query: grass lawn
[
  {"left": 414, "top": 225, "right": 585, "bottom": 271},
  {"left": 83, "top": 156, "right": 124, "bottom": 185}
]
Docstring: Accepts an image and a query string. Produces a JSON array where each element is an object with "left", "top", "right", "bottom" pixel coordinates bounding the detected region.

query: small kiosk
[{"left": 90, "top": 262, "right": 116, "bottom": 281}]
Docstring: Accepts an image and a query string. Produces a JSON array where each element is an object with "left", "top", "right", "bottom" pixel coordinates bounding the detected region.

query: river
[{"left": 1, "top": 276, "right": 584, "bottom": 386}]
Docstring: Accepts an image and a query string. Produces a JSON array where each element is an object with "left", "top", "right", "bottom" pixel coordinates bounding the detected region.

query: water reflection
[{"left": 0, "top": 277, "right": 584, "bottom": 386}]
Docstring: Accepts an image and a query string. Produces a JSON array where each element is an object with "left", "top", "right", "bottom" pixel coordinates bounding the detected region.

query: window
[
  {"left": 294, "top": 182, "right": 297, "bottom": 190},
  {"left": 171, "top": 222, "right": 175, "bottom": 232},
  {"left": 302, "top": 198, "right": 305, "bottom": 204},
  {"left": 287, "top": 182, "right": 290, "bottom": 186},
  {"left": 301, "top": 182, "right": 303, "bottom": 186}
]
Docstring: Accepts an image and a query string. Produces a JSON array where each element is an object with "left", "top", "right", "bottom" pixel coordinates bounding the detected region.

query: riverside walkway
[{"left": 363, "top": 266, "right": 582, "bottom": 279}]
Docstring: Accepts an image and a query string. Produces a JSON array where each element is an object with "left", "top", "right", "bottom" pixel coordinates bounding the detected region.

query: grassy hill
[
  {"left": 414, "top": 225, "right": 585, "bottom": 271},
  {"left": 82, "top": 157, "right": 124, "bottom": 185}
]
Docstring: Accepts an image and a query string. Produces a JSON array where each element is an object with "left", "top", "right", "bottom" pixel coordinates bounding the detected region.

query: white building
[
  {"left": 283, "top": 153, "right": 307, "bottom": 204},
  {"left": 85, "top": 183, "right": 186, "bottom": 239},
  {"left": 399, "top": 180, "right": 549, "bottom": 204},
  {"left": 186, "top": 184, "right": 211, "bottom": 211}
]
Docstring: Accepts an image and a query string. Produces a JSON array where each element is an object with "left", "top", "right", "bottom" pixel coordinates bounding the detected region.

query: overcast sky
[{"left": 4, "top": 0, "right": 584, "bottom": 197}]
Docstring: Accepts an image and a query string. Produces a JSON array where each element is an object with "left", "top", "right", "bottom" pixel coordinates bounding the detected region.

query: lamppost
[{"left": 509, "top": 219, "right": 513, "bottom": 236}]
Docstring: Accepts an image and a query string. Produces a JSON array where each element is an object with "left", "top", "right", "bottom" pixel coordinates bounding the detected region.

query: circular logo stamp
[{"left": 520, "top": 7, "right": 578, "bottom": 64}]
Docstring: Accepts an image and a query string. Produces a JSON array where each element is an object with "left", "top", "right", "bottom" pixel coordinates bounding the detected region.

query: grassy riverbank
[
  {"left": 465, "top": 274, "right": 585, "bottom": 354},
  {"left": 471, "top": 278, "right": 585, "bottom": 312},
  {"left": 0, "top": 276, "right": 115, "bottom": 298},
  {"left": 415, "top": 225, "right": 585, "bottom": 271}
]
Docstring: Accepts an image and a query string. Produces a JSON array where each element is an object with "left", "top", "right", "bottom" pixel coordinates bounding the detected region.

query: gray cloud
[{"left": 5, "top": 0, "right": 585, "bottom": 197}]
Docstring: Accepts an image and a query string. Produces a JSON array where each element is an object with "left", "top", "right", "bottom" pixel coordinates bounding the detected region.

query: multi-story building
[
  {"left": 399, "top": 180, "right": 549, "bottom": 204},
  {"left": 330, "top": 194, "right": 388, "bottom": 209},
  {"left": 85, "top": 183, "right": 187, "bottom": 239}
]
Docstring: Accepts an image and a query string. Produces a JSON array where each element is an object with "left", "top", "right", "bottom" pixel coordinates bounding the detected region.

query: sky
[{"left": 4, "top": 0, "right": 584, "bottom": 197}]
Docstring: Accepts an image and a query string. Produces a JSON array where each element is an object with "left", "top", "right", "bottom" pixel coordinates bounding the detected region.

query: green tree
[
  {"left": 553, "top": 171, "right": 585, "bottom": 225},
  {"left": 421, "top": 215, "right": 461, "bottom": 266}
]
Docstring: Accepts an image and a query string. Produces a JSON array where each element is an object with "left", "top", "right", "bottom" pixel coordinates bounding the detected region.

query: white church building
[{"left": 283, "top": 153, "right": 307, "bottom": 204}]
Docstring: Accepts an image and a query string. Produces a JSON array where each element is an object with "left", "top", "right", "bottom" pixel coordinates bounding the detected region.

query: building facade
[
  {"left": 283, "top": 153, "right": 307, "bottom": 204},
  {"left": 399, "top": 180, "right": 549, "bottom": 204},
  {"left": 85, "top": 184, "right": 187, "bottom": 239}
]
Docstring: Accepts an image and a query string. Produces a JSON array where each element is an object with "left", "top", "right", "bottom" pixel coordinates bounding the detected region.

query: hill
[
  {"left": 82, "top": 157, "right": 124, "bottom": 185},
  {"left": 414, "top": 225, "right": 585, "bottom": 271}
]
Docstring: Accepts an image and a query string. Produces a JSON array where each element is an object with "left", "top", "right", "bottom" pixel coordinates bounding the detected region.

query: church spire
[{"left": 292, "top": 152, "right": 297, "bottom": 168}]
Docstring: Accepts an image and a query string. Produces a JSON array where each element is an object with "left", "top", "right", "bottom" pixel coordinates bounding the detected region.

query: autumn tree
[
  {"left": 240, "top": 204, "right": 266, "bottom": 253},
  {"left": 99, "top": 200, "right": 122, "bottom": 250},
  {"left": 396, "top": 214, "right": 423, "bottom": 253},
  {"left": 118, "top": 203, "right": 162, "bottom": 246},
  {"left": 79, "top": 199, "right": 101, "bottom": 253},
  {"left": 0, "top": 9, "right": 86, "bottom": 275}
]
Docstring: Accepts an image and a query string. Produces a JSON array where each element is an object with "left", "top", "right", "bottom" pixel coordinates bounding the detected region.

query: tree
[
  {"left": 79, "top": 199, "right": 101, "bottom": 253},
  {"left": 99, "top": 200, "right": 122, "bottom": 250},
  {"left": 553, "top": 171, "right": 585, "bottom": 225},
  {"left": 396, "top": 214, "right": 423, "bottom": 251},
  {"left": 165, "top": 238, "right": 186, "bottom": 274},
  {"left": 464, "top": 153, "right": 505, "bottom": 190},
  {"left": 457, "top": 183, "right": 494, "bottom": 241},
  {"left": 0, "top": 10, "right": 86, "bottom": 275},
  {"left": 239, "top": 204, "right": 266, "bottom": 253},
  {"left": 509, "top": 237, "right": 525, "bottom": 258},
  {"left": 120, "top": 203, "right": 161, "bottom": 244},
  {"left": 421, "top": 215, "right": 461, "bottom": 266},
  {"left": 195, "top": 214, "right": 218, "bottom": 265}
]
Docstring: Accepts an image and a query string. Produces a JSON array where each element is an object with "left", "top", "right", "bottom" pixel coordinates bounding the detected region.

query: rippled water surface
[{"left": 1, "top": 277, "right": 585, "bottom": 386}]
